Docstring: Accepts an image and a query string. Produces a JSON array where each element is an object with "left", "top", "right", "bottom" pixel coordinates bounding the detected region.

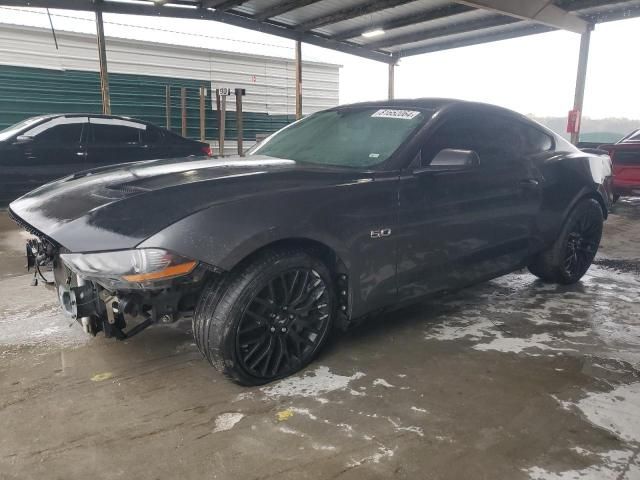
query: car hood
[{"left": 9, "top": 155, "right": 366, "bottom": 252}]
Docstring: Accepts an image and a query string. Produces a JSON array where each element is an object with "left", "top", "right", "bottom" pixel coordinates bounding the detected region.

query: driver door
[{"left": 396, "top": 112, "right": 541, "bottom": 300}]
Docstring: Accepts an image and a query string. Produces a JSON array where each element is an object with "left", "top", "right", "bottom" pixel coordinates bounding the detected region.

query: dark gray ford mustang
[{"left": 9, "top": 99, "right": 613, "bottom": 385}]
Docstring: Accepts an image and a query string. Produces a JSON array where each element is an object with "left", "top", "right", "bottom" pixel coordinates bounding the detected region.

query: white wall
[{"left": 0, "top": 22, "right": 340, "bottom": 116}]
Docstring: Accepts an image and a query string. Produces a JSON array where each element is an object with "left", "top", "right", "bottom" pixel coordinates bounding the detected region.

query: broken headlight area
[
  {"left": 52, "top": 249, "right": 211, "bottom": 339},
  {"left": 60, "top": 248, "right": 198, "bottom": 290}
]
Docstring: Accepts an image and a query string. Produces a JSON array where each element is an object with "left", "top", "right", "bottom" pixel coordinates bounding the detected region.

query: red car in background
[{"left": 600, "top": 129, "right": 640, "bottom": 201}]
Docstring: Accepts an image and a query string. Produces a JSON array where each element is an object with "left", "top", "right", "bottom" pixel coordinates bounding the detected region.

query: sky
[{"left": 1, "top": 6, "right": 639, "bottom": 120}]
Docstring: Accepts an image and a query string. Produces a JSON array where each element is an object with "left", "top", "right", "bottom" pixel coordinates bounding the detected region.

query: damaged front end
[{"left": 13, "top": 211, "right": 212, "bottom": 340}]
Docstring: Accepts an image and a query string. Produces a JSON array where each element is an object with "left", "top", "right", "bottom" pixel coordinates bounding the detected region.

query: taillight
[{"left": 201, "top": 145, "right": 212, "bottom": 157}]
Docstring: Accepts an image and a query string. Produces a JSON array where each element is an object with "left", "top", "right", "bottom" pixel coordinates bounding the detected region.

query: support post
[
  {"left": 95, "top": 5, "right": 111, "bottom": 115},
  {"left": 165, "top": 85, "right": 171, "bottom": 130},
  {"left": 236, "top": 89, "right": 244, "bottom": 156},
  {"left": 180, "top": 87, "right": 187, "bottom": 137},
  {"left": 218, "top": 91, "right": 226, "bottom": 156},
  {"left": 570, "top": 28, "right": 592, "bottom": 145},
  {"left": 199, "top": 85, "right": 206, "bottom": 142},
  {"left": 215, "top": 89, "right": 221, "bottom": 155},
  {"left": 388, "top": 62, "right": 395, "bottom": 100},
  {"left": 295, "top": 40, "right": 302, "bottom": 120}
]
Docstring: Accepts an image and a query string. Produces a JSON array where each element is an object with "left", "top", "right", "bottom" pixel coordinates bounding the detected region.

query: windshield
[
  {"left": 622, "top": 129, "right": 640, "bottom": 143},
  {"left": 0, "top": 116, "right": 49, "bottom": 142},
  {"left": 249, "top": 107, "right": 430, "bottom": 168}
]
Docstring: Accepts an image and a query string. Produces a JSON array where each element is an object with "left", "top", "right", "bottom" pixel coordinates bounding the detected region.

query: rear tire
[
  {"left": 192, "top": 248, "right": 335, "bottom": 385},
  {"left": 528, "top": 198, "right": 603, "bottom": 284}
]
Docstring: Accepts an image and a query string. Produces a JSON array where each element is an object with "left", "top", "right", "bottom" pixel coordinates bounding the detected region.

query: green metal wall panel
[{"left": 0, "top": 64, "right": 295, "bottom": 141}]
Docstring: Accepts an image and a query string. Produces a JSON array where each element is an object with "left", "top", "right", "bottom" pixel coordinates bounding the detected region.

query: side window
[
  {"left": 90, "top": 118, "right": 143, "bottom": 145},
  {"left": 520, "top": 124, "right": 553, "bottom": 154},
  {"left": 422, "top": 113, "right": 525, "bottom": 169},
  {"left": 141, "top": 125, "right": 162, "bottom": 145},
  {"left": 420, "top": 116, "right": 477, "bottom": 166},
  {"left": 34, "top": 124, "right": 84, "bottom": 145},
  {"left": 25, "top": 117, "right": 86, "bottom": 145},
  {"left": 471, "top": 116, "right": 524, "bottom": 169}
]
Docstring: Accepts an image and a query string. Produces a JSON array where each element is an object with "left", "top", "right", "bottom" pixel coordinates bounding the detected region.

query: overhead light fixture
[{"left": 362, "top": 29, "right": 385, "bottom": 38}]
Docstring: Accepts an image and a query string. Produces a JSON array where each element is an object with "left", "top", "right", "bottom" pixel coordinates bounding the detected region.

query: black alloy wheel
[
  {"left": 236, "top": 268, "right": 331, "bottom": 379},
  {"left": 563, "top": 214, "right": 601, "bottom": 278},
  {"left": 528, "top": 198, "right": 603, "bottom": 284},
  {"left": 193, "top": 248, "right": 336, "bottom": 385}
]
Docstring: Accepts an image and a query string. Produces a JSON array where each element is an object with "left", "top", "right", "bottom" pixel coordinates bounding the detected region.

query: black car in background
[{"left": 0, "top": 114, "right": 211, "bottom": 204}]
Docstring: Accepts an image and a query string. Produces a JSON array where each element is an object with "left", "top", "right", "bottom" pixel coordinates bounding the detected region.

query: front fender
[
  {"left": 138, "top": 173, "right": 399, "bottom": 320},
  {"left": 137, "top": 194, "right": 352, "bottom": 272}
]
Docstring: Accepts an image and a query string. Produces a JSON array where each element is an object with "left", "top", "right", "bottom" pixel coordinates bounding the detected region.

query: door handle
[{"left": 520, "top": 178, "right": 539, "bottom": 186}]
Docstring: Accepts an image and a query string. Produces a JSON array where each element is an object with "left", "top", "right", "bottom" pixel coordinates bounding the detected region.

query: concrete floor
[{"left": 1, "top": 200, "right": 639, "bottom": 480}]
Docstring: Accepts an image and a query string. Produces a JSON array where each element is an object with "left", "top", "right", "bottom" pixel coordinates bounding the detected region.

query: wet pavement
[{"left": 1, "top": 199, "right": 639, "bottom": 480}]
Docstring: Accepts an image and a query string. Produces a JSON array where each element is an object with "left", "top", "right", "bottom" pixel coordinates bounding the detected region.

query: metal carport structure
[{"left": 2, "top": 0, "right": 640, "bottom": 143}]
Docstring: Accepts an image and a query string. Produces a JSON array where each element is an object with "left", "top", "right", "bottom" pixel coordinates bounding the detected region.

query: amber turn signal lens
[{"left": 121, "top": 260, "right": 197, "bottom": 282}]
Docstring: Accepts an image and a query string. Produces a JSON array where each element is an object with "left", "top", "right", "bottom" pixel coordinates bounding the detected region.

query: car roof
[
  {"left": 333, "top": 98, "right": 555, "bottom": 135},
  {"left": 48, "top": 113, "right": 149, "bottom": 123},
  {"left": 333, "top": 98, "right": 458, "bottom": 112},
  {"left": 27, "top": 113, "right": 155, "bottom": 126},
  {"left": 334, "top": 98, "right": 537, "bottom": 122}
]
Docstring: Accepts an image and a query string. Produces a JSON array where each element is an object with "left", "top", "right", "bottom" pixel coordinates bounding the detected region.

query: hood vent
[{"left": 105, "top": 184, "right": 150, "bottom": 194}]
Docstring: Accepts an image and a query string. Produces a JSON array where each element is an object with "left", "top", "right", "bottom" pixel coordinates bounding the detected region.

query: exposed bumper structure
[{"left": 11, "top": 209, "right": 211, "bottom": 340}]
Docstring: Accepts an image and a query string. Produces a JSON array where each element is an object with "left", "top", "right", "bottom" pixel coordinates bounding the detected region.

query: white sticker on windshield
[{"left": 371, "top": 109, "right": 420, "bottom": 120}]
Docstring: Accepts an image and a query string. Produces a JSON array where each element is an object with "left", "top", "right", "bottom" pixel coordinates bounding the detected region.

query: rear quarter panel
[{"left": 535, "top": 151, "right": 612, "bottom": 246}]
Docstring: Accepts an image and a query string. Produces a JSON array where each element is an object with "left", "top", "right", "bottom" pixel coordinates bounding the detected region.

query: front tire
[
  {"left": 193, "top": 248, "right": 335, "bottom": 385},
  {"left": 528, "top": 198, "right": 603, "bottom": 284}
]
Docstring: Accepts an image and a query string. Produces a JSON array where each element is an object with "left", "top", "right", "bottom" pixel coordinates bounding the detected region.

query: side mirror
[
  {"left": 429, "top": 149, "right": 480, "bottom": 169},
  {"left": 14, "top": 135, "right": 34, "bottom": 145}
]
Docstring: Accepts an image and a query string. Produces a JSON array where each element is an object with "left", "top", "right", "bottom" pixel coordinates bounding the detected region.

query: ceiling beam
[
  {"left": 558, "top": 0, "right": 640, "bottom": 22},
  {"left": 254, "top": 0, "right": 321, "bottom": 21},
  {"left": 582, "top": 1, "right": 640, "bottom": 22},
  {"left": 332, "top": 4, "right": 475, "bottom": 41},
  {"left": 397, "top": 22, "right": 554, "bottom": 57},
  {"left": 203, "top": 0, "right": 247, "bottom": 11},
  {"left": 2, "top": 0, "right": 393, "bottom": 62},
  {"left": 455, "top": 0, "right": 590, "bottom": 33},
  {"left": 366, "top": 15, "right": 519, "bottom": 49},
  {"left": 295, "top": 0, "right": 415, "bottom": 32},
  {"left": 557, "top": 0, "right": 629, "bottom": 11}
]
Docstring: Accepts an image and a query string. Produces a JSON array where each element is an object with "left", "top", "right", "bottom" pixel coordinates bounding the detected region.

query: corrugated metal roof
[
  {"left": 386, "top": 19, "right": 539, "bottom": 52},
  {"left": 316, "top": 0, "right": 453, "bottom": 38},
  {"left": 354, "top": 8, "right": 500, "bottom": 49},
  {"left": 0, "top": 0, "right": 639, "bottom": 62}
]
